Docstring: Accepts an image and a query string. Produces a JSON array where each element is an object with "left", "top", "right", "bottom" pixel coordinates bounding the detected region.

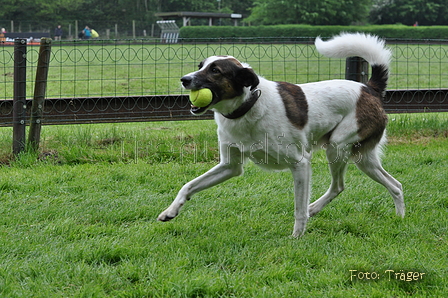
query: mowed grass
[{"left": 0, "top": 113, "right": 447, "bottom": 297}]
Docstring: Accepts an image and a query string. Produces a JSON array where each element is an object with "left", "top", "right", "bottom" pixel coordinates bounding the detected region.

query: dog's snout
[{"left": 181, "top": 76, "right": 193, "bottom": 88}]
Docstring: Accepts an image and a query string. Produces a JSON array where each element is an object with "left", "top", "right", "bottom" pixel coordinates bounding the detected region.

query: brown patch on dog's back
[
  {"left": 356, "top": 86, "right": 388, "bottom": 149},
  {"left": 277, "top": 82, "right": 308, "bottom": 129}
]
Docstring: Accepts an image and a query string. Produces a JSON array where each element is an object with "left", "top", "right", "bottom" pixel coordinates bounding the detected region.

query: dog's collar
[{"left": 221, "top": 88, "right": 262, "bottom": 119}]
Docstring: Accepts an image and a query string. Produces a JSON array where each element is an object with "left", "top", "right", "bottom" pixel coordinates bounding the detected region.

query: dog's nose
[{"left": 181, "top": 76, "right": 193, "bottom": 88}]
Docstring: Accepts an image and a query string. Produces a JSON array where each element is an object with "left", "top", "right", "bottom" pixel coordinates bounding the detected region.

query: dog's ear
[{"left": 237, "top": 67, "right": 259, "bottom": 91}]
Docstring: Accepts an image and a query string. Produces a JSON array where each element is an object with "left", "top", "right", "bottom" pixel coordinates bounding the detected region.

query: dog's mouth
[
  {"left": 190, "top": 100, "right": 216, "bottom": 114},
  {"left": 190, "top": 105, "right": 209, "bottom": 114}
]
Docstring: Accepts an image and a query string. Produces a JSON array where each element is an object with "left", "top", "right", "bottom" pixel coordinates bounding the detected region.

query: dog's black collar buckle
[{"left": 221, "top": 88, "right": 262, "bottom": 119}]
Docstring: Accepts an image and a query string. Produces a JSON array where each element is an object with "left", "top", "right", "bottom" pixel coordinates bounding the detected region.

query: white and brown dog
[{"left": 158, "top": 33, "right": 404, "bottom": 237}]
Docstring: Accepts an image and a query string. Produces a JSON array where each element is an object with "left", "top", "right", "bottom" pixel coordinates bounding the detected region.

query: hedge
[{"left": 179, "top": 24, "right": 448, "bottom": 40}]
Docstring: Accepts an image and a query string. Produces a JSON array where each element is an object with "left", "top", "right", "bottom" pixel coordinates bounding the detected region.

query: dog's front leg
[
  {"left": 158, "top": 146, "right": 244, "bottom": 222},
  {"left": 290, "top": 160, "right": 311, "bottom": 238}
]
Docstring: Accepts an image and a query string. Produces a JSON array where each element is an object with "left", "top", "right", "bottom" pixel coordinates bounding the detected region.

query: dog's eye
[{"left": 211, "top": 67, "right": 220, "bottom": 73}]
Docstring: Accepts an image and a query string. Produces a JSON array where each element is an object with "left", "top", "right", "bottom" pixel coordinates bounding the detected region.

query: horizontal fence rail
[
  {"left": 1, "top": 37, "right": 448, "bottom": 127},
  {"left": 1, "top": 90, "right": 448, "bottom": 126},
  {"left": 0, "top": 95, "right": 213, "bottom": 125}
]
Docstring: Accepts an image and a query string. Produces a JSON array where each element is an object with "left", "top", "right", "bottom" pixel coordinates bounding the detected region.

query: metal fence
[{"left": 1, "top": 37, "right": 448, "bottom": 128}]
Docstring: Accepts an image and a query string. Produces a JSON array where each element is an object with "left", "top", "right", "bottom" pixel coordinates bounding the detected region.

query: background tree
[
  {"left": 0, "top": 0, "right": 255, "bottom": 32},
  {"left": 369, "top": 0, "right": 448, "bottom": 25},
  {"left": 247, "top": 0, "right": 372, "bottom": 25},
  {"left": 3, "top": 0, "right": 448, "bottom": 35}
]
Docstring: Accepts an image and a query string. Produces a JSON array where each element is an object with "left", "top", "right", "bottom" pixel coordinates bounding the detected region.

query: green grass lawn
[{"left": 0, "top": 113, "right": 447, "bottom": 297}]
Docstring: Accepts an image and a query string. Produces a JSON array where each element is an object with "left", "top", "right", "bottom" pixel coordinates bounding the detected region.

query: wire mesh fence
[{"left": 1, "top": 37, "right": 448, "bottom": 127}]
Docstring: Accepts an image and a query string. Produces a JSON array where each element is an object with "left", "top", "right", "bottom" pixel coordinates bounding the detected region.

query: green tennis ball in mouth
[{"left": 189, "top": 88, "right": 213, "bottom": 107}]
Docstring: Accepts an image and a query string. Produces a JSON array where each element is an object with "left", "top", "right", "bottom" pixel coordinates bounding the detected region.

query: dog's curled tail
[{"left": 315, "top": 32, "right": 392, "bottom": 94}]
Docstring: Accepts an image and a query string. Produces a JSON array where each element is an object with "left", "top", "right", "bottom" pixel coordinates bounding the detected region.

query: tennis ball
[{"left": 189, "top": 88, "right": 213, "bottom": 107}]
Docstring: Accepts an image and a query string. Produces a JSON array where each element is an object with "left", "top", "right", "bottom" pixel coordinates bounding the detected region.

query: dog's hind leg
[
  {"left": 309, "top": 146, "right": 349, "bottom": 217},
  {"left": 355, "top": 148, "right": 405, "bottom": 217}
]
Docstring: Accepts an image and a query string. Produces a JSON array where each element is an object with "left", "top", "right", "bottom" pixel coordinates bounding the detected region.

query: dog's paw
[
  {"left": 292, "top": 219, "right": 307, "bottom": 238},
  {"left": 291, "top": 230, "right": 305, "bottom": 238},
  {"left": 157, "top": 210, "right": 178, "bottom": 222},
  {"left": 308, "top": 201, "right": 321, "bottom": 217}
]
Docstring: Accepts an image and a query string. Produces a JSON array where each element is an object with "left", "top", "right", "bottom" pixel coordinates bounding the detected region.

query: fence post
[
  {"left": 345, "top": 57, "right": 369, "bottom": 84},
  {"left": 75, "top": 20, "right": 78, "bottom": 39},
  {"left": 13, "top": 38, "right": 27, "bottom": 155},
  {"left": 132, "top": 20, "right": 136, "bottom": 39},
  {"left": 28, "top": 38, "right": 52, "bottom": 151}
]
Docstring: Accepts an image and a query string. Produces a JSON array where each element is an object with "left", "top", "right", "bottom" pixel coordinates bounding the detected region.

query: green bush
[{"left": 179, "top": 24, "right": 448, "bottom": 40}]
